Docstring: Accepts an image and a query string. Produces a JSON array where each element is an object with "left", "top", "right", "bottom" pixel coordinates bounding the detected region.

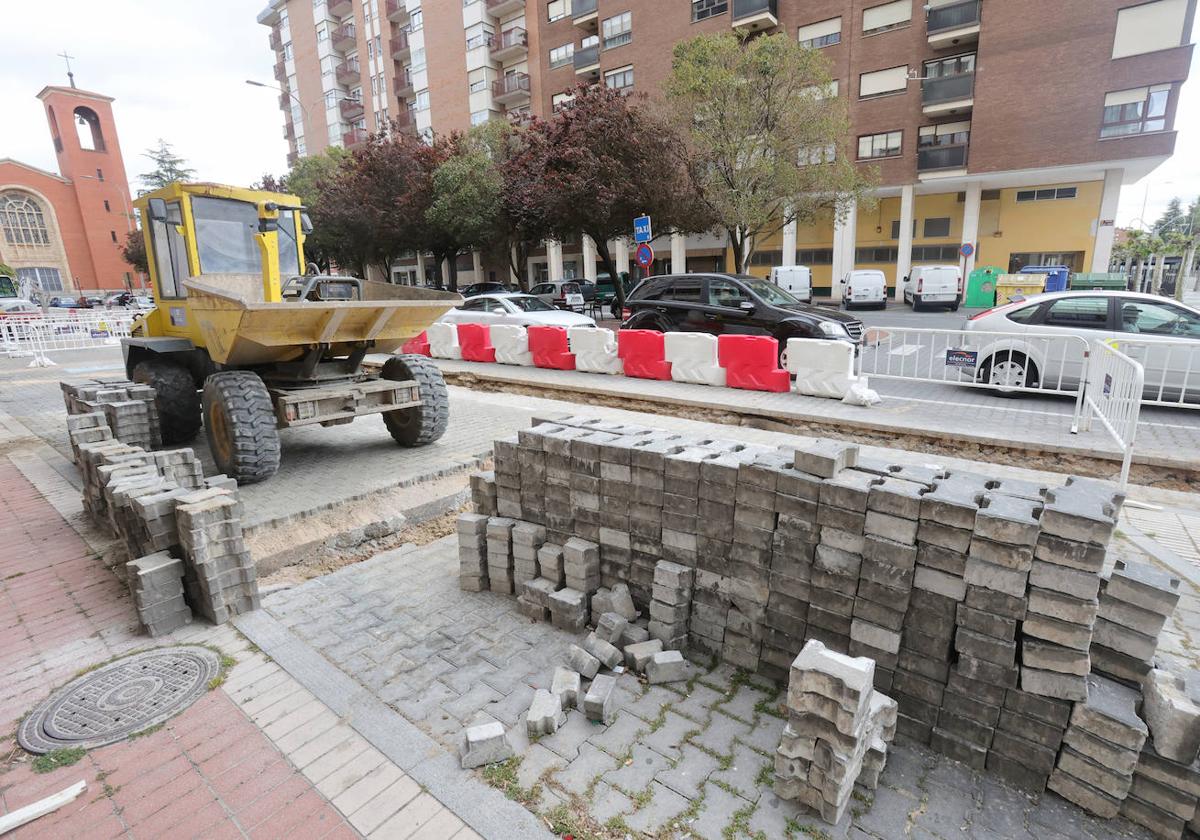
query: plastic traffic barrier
[
  {"left": 664, "top": 332, "right": 726, "bottom": 387},
  {"left": 456, "top": 323, "right": 496, "bottom": 363},
  {"left": 490, "top": 325, "right": 534, "bottom": 366},
  {"left": 569, "top": 327, "right": 622, "bottom": 375},
  {"left": 717, "top": 335, "right": 790, "bottom": 392},
  {"left": 400, "top": 330, "right": 431, "bottom": 357},
  {"left": 427, "top": 322, "right": 462, "bottom": 360},
  {"left": 617, "top": 330, "right": 672, "bottom": 380},
  {"left": 785, "top": 338, "right": 859, "bottom": 398},
  {"left": 527, "top": 326, "right": 576, "bottom": 370}
]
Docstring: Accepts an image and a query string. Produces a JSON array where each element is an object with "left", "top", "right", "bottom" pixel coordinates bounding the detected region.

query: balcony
[
  {"left": 268, "top": 28, "right": 282, "bottom": 50},
  {"left": 287, "top": 150, "right": 299, "bottom": 167},
  {"left": 257, "top": 4, "right": 282, "bottom": 26},
  {"left": 284, "top": 122, "right": 294, "bottom": 140},
  {"left": 335, "top": 60, "right": 361, "bottom": 87},
  {"left": 273, "top": 60, "right": 287, "bottom": 82},
  {"left": 339, "top": 97, "right": 365, "bottom": 120},
  {"left": 493, "top": 73, "right": 531, "bottom": 105},
  {"left": 490, "top": 28, "right": 528, "bottom": 62},
  {"left": 572, "top": 0, "right": 598, "bottom": 29},
  {"left": 921, "top": 72, "right": 975, "bottom": 116},
  {"left": 927, "top": 0, "right": 981, "bottom": 50},
  {"left": 279, "top": 92, "right": 291, "bottom": 109},
  {"left": 917, "top": 142, "right": 969, "bottom": 173},
  {"left": 332, "top": 23, "right": 357, "bottom": 53},
  {"left": 343, "top": 128, "right": 368, "bottom": 148},
  {"left": 732, "top": 0, "right": 778, "bottom": 32},
  {"left": 386, "top": 0, "right": 408, "bottom": 23},
  {"left": 574, "top": 44, "right": 600, "bottom": 77},
  {"left": 486, "top": 0, "right": 525, "bottom": 18},
  {"left": 391, "top": 29, "right": 411, "bottom": 60},
  {"left": 392, "top": 106, "right": 417, "bottom": 133},
  {"left": 396, "top": 67, "right": 415, "bottom": 97},
  {"left": 328, "top": 0, "right": 353, "bottom": 20}
]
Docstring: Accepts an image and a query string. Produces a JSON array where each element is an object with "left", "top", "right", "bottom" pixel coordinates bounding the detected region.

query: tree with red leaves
[{"left": 504, "top": 84, "right": 711, "bottom": 308}]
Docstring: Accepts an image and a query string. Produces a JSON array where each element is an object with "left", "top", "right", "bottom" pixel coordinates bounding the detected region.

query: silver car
[
  {"left": 438, "top": 293, "right": 597, "bottom": 329},
  {"left": 961, "top": 290, "right": 1200, "bottom": 403}
]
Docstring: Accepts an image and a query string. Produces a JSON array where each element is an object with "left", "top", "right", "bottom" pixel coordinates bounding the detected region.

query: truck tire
[
  {"left": 132, "top": 358, "right": 201, "bottom": 445},
  {"left": 202, "top": 371, "right": 280, "bottom": 484},
  {"left": 381, "top": 355, "right": 450, "bottom": 447}
]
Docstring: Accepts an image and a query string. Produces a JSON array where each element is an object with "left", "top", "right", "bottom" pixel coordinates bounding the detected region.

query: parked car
[
  {"left": 841, "top": 270, "right": 888, "bottom": 310},
  {"left": 47, "top": 296, "right": 81, "bottom": 308},
  {"left": 595, "top": 273, "right": 634, "bottom": 318},
  {"left": 621, "top": 273, "right": 864, "bottom": 359},
  {"left": 438, "top": 293, "right": 597, "bottom": 328},
  {"left": 960, "top": 291, "right": 1200, "bottom": 401},
  {"left": 461, "top": 282, "right": 510, "bottom": 298},
  {"left": 903, "top": 265, "right": 962, "bottom": 311},
  {"left": 770, "top": 266, "right": 813, "bottom": 304},
  {"left": 76, "top": 295, "right": 103, "bottom": 308},
  {"left": 529, "top": 280, "right": 586, "bottom": 312},
  {"left": 0, "top": 299, "right": 40, "bottom": 318}
]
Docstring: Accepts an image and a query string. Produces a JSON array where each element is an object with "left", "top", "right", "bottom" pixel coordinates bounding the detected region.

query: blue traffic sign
[
  {"left": 634, "top": 215, "right": 653, "bottom": 244},
  {"left": 636, "top": 243, "right": 655, "bottom": 269},
  {"left": 960, "top": 243, "right": 975, "bottom": 258}
]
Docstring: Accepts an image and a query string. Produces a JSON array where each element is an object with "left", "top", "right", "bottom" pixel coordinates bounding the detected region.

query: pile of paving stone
[
  {"left": 460, "top": 415, "right": 1197, "bottom": 833},
  {"left": 62, "top": 380, "right": 162, "bottom": 450}
]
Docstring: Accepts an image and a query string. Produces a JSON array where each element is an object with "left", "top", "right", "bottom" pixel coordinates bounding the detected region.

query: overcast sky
[{"left": 2, "top": 0, "right": 1198, "bottom": 229}]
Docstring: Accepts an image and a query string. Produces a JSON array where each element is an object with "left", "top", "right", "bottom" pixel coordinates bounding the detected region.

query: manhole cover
[{"left": 18, "top": 646, "right": 221, "bottom": 754}]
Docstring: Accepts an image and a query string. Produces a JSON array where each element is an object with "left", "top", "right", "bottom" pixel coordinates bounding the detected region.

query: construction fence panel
[{"left": 1081, "top": 340, "right": 1145, "bottom": 488}]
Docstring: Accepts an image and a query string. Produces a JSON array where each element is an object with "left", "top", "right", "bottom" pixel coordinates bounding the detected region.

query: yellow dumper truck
[{"left": 124, "top": 182, "right": 460, "bottom": 484}]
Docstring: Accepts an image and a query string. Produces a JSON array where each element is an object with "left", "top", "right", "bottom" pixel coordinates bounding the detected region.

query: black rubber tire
[
  {"left": 979, "top": 352, "right": 1039, "bottom": 399},
  {"left": 381, "top": 354, "right": 450, "bottom": 447},
  {"left": 913, "top": 295, "right": 924, "bottom": 312},
  {"left": 202, "top": 371, "right": 280, "bottom": 484},
  {"left": 132, "top": 358, "right": 201, "bottom": 445}
]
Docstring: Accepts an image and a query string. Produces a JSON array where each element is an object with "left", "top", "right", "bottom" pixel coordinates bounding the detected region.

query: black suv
[{"left": 621, "top": 274, "right": 865, "bottom": 351}]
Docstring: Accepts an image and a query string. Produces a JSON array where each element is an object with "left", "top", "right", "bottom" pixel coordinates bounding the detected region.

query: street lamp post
[{"left": 246, "top": 79, "right": 311, "bottom": 148}]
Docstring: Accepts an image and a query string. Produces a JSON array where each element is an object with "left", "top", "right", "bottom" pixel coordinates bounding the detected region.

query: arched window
[
  {"left": 0, "top": 193, "right": 51, "bottom": 246},
  {"left": 73, "top": 106, "right": 106, "bottom": 152}
]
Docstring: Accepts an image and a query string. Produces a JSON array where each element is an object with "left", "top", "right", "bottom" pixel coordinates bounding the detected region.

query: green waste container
[
  {"left": 1070, "top": 272, "right": 1128, "bottom": 291},
  {"left": 966, "top": 266, "right": 1003, "bottom": 308}
]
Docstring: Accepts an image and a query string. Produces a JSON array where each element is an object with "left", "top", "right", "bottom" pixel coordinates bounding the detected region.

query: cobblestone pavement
[{"left": 262, "top": 536, "right": 1156, "bottom": 840}]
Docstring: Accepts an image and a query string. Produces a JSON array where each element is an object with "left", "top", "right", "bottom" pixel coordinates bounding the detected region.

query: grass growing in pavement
[
  {"left": 480, "top": 757, "right": 541, "bottom": 807},
  {"left": 32, "top": 747, "right": 86, "bottom": 774}
]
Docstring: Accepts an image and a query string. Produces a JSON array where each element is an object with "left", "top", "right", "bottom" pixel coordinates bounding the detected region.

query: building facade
[
  {"left": 258, "top": 0, "right": 1196, "bottom": 295},
  {"left": 0, "top": 85, "right": 138, "bottom": 295}
]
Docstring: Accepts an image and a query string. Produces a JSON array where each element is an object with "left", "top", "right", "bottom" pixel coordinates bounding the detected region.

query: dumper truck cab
[{"left": 124, "top": 182, "right": 460, "bottom": 484}]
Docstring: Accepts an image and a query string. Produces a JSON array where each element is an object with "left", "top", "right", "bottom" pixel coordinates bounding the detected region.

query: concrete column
[
  {"left": 547, "top": 240, "right": 564, "bottom": 283},
  {"left": 1091, "top": 168, "right": 1124, "bottom": 273},
  {"left": 472, "top": 249, "right": 483, "bottom": 283},
  {"left": 671, "top": 232, "right": 687, "bottom": 274},
  {"left": 781, "top": 210, "right": 798, "bottom": 267},
  {"left": 612, "top": 237, "right": 630, "bottom": 279},
  {"left": 582, "top": 235, "right": 598, "bottom": 282},
  {"left": 895, "top": 184, "right": 915, "bottom": 300},
  {"left": 415, "top": 255, "right": 427, "bottom": 286},
  {"left": 832, "top": 200, "right": 858, "bottom": 298},
  {"left": 961, "top": 181, "right": 982, "bottom": 279}
]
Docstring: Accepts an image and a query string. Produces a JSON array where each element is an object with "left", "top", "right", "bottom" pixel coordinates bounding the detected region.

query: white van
[
  {"left": 904, "top": 265, "right": 963, "bottom": 311},
  {"left": 770, "top": 266, "right": 812, "bottom": 303},
  {"left": 841, "top": 270, "right": 887, "bottom": 310}
]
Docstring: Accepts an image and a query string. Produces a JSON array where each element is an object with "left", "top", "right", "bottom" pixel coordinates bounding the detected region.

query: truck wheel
[
  {"left": 381, "top": 355, "right": 449, "bottom": 447},
  {"left": 202, "top": 371, "right": 280, "bottom": 484},
  {"left": 132, "top": 358, "right": 201, "bottom": 445}
]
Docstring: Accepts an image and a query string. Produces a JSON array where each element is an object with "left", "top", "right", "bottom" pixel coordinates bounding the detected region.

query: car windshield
[
  {"left": 507, "top": 296, "right": 555, "bottom": 312},
  {"left": 192, "top": 196, "right": 261, "bottom": 275},
  {"left": 737, "top": 276, "right": 801, "bottom": 306}
]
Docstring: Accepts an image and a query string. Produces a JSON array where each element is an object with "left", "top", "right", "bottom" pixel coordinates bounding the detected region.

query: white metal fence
[
  {"left": 856, "top": 326, "right": 1091, "bottom": 432},
  {"left": 1104, "top": 337, "right": 1200, "bottom": 410},
  {"left": 1081, "top": 340, "right": 1145, "bottom": 488},
  {"left": 2, "top": 310, "right": 140, "bottom": 366}
]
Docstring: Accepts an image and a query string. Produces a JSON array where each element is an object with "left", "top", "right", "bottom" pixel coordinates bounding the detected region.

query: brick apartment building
[{"left": 257, "top": 0, "right": 1196, "bottom": 296}]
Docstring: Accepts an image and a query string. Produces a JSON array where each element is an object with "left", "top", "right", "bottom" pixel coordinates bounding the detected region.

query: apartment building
[{"left": 258, "top": 0, "right": 1196, "bottom": 295}]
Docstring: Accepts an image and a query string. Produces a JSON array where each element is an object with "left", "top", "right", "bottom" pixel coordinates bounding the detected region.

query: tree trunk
[
  {"left": 727, "top": 229, "right": 746, "bottom": 275},
  {"left": 591, "top": 234, "right": 624, "bottom": 313},
  {"left": 447, "top": 254, "right": 460, "bottom": 293},
  {"left": 1134, "top": 258, "right": 1144, "bottom": 292},
  {"left": 1151, "top": 253, "right": 1165, "bottom": 296},
  {"left": 1180, "top": 245, "right": 1196, "bottom": 300}
]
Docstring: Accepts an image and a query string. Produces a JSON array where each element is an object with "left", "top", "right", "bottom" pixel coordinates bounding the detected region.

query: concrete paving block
[
  {"left": 1047, "top": 769, "right": 1122, "bottom": 819},
  {"left": 793, "top": 440, "right": 859, "bottom": 479},
  {"left": 968, "top": 537, "right": 1034, "bottom": 572},
  {"left": 912, "top": 566, "right": 966, "bottom": 601},
  {"left": 594, "top": 611, "right": 628, "bottom": 644},
  {"left": 1022, "top": 639, "right": 1091, "bottom": 676},
  {"left": 1092, "top": 617, "right": 1159, "bottom": 662},
  {"left": 1034, "top": 532, "right": 1108, "bottom": 573},
  {"left": 787, "top": 639, "right": 874, "bottom": 716},
  {"left": 551, "top": 666, "right": 581, "bottom": 710},
  {"left": 583, "top": 632, "right": 623, "bottom": 670},
  {"left": 1022, "top": 667, "right": 1089, "bottom": 701},
  {"left": 1028, "top": 587, "right": 1099, "bottom": 626},
  {"left": 565, "top": 644, "right": 601, "bottom": 679},
  {"left": 1099, "top": 595, "right": 1170, "bottom": 638},
  {"left": 974, "top": 493, "right": 1042, "bottom": 546},
  {"left": 850, "top": 618, "right": 902, "bottom": 654},
  {"left": 646, "top": 650, "right": 689, "bottom": 684},
  {"left": 459, "top": 721, "right": 514, "bottom": 769},
  {"left": 1106, "top": 560, "right": 1181, "bottom": 618},
  {"left": 1144, "top": 669, "right": 1200, "bottom": 764},
  {"left": 1029, "top": 559, "right": 1102, "bottom": 600},
  {"left": 584, "top": 674, "right": 617, "bottom": 723},
  {"left": 1071, "top": 673, "right": 1149, "bottom": 750},
  {"left": 527, "top": 689, "right": 567, "bottom": 737},
  {"left": 1041, "top": 476, "right": 1124, "bottom": 546},
  {"left": 963, "top": 557, "right": 1029, "bottom": 598},
  {"left": 921, "top": 473, "right": 989, "bottom": 530},
  {"left": 624, "top": 639, "right": 663, "bottom": 673}
]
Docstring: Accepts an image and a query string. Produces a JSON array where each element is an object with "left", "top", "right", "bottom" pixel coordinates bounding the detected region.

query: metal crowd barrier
[
  {"left": 1081, "top": 341, "right": 1145, "bottom": 488},
  {"left": 2, "top": 310, "right": 140, "bottom": 366}
]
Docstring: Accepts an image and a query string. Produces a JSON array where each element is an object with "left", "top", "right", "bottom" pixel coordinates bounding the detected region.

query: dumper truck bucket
[{"left": 181, "top": 276, "right": 461, "bottom": 366}]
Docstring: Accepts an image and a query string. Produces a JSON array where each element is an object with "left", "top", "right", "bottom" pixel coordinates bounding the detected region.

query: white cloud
[{"left": 0, "top": 0, "right": 290, "bottom": 195}]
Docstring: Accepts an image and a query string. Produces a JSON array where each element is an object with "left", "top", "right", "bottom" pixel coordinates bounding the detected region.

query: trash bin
[
  {"left": 1020, "top": 265, "right": 1070, "bottom": 293},
  {"left": 1070, "top": 272, "right": 1128, "bottom": 291},
  {"left": 966, "top": 266, "right": 1003, "bottom": 308},
  {"left": 996, "top": 274, "right": 1046, "bottom": 305}
]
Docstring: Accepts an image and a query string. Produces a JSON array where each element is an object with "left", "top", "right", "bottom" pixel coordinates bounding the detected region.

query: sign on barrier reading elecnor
[
  {"left": 636, "top": 243, "right": 654, "bottom": 270},
  {"left": 946, "top": 349, "right": 978, "bottom": 369},
  {"left": 634, "top": 215, "right": 652, "bottom": 244}
]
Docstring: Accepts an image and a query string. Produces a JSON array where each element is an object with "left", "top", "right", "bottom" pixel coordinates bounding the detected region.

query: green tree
[
  {"left": 1154, "top": 197, "right": 1184, "bottom": 236},
  {"left": 120, "top": 229, "right": 148, "bottom": 275},
  {"left": 137, "top": 140, "right": 196, "bottom": 194},
  {"left": 425, "top": 134, "right": 499, "bottom": 292},
  {"left": 269, "top": 148, "right": 349, "bottom": 274},
  {"left": 665, "top": 32, "right": 876, "bottom": 273}
]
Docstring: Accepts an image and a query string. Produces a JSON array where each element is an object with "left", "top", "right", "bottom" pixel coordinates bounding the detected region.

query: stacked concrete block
[
  {"left": 543, "top": 425, "right": 588, "bottom": 545},
  {"left": 511, "top": 522, "right": 546, "bottom": 587},
  {"left": 1121, "top": 740, "right": 1200, "bottom": 840},
  {"left": 148, "top": 449, "right": 204, "bottom": 491},
  {"left": 548, "top": 587, "right": 588, "bottom": 632},
  {"left": 62, "top": 381, "right": 161, "bottom": 450},
  {"left": 986, "top": 688, "right": 1072, "bottom": 793},
  {"left": 649, "top": 560, "right": 693, "bottom": 650},
  {"left": 127, "top": 551, "right": 191, "bottom": 637},
  {"left": 1144, "top": 669, "right": 1200, "bottom": 765},
  {"left": 810, "top": 468, "right": 878, "bottom": 655},
  {"left": 457, "top": 513, "right": 490, "bottom": 592},
  {"left": 774, "top": 640, "right": 897, "bottom": 824},
  {"left": 486, "top": 517, "right": 516, "bottom": 595},
  {"left": 515, "top": 425, "right": 550, "bottom": 531},
  {"left": 597, "top": 435, "right": 638, "bottom": 587},
  {"left": 1092, "top": 560, "right": 1181, "bottom": 688},
  {"left": 175, "top": 489, "right": 260, "bottom": 624},
  {"left": 1050, "top": 674, "right": 1149, "bottom": 819},
  {"left": 492, "top": 436, "right": 522, "bottom": 519},
  {"left": 66, "top": 411, "right": 113, "bottom": 464},
  {"left": 469, "top": 470, "right": 498, "bottom": 516},
  {"left": 626, "top": 435, "right": 680, "bottom": 605},
  {"left": 565, "top": 430, "right": 605, "bottom": 545},
  {"left": 563, "top": 537, "right": 600, "bottom": 599},
  {"left": 129, "top": 484, "right": 196, "bottom": 555}
]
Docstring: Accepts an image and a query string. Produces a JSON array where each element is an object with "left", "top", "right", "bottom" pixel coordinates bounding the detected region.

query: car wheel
[
  {"left": 913, "top": 295, "right": 924, "bottom": 312},
  {"left": 980, "top": 352, "right": 1039, "bottom": 397}
]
